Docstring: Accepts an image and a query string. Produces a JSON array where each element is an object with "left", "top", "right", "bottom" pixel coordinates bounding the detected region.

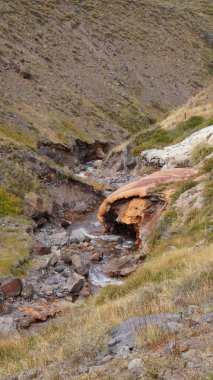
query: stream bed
[{"left": 66, "top": 209, "right": 135, "bottom": 289}]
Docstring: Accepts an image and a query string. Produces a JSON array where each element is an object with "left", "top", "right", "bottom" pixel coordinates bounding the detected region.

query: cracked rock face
[{"left": 98, "top": 168, "right": 198, "bottom": 246}]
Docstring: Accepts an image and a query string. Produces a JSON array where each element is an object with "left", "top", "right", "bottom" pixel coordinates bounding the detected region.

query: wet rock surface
[{"left": 0, "top": 199, "right": 138, "bottom": 331}]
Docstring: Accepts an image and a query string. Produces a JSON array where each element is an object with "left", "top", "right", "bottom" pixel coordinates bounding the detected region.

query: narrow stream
[
  {"left": 75, "top": 160, "right": 96, "bottom": 178},
  {"left": 67, "top": 209, "right": 135, "bottom": 289}
]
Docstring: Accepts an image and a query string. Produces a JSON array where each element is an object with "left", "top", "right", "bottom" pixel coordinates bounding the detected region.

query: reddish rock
[
  {"left": 61, "top": 248, "right": 75, "bottom": 264},
  {"left": 91, "top": 252, "right": 103, "bottom": 262},
  {"left": 98, "top": 168, "right": 199, "bottom": 247},
  {"left": 18, "top": 303, "right": 60, "bottom": 329},
  {"left": 96, "top": 146, "right": 105, "bottom": 159},
  {"left": 98, "top": 168, "right": 198, "bottom": 225},
  {"left": 79, "top": 287, "right": 91, "bottom": 298},
  {"left": 23, "top": 192, "right": 44, "bottom": 219},
  {"left": 104, "top": 252, "right": 145, "bottom": 277},
  {"left": 1, "top": 277, "right": 22, "bottom": 297},
  {"left": 34, "top": 241, "right": 51, "bottom": 256}
]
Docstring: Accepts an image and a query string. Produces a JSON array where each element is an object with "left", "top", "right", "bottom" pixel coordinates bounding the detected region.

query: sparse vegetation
[
  {"left": 0, "top": 244, "right": 212, "bottom": 377},
  {"left": 171, "top": 181, "right": 197, "bottom": 203},
  {"left": 0, "top": 216, "right": 34, "bottom": 275},
  {"left": 202, "top": 157, "right": 213, "bottom": 173},
  {"left": 191, "top": 142, "right": 213, "bottom": 165},
  {"left": 0, "top": 1, "right": 213, "bottom": 379},
  {"left": 148, "top": 179, "right": 213, "bottom": 253},
  {"left": 132, "top": 116, "right": 213, "bottom": 155},
  {"left": 0, "top": 188, "right": 22, "bottom": 216}
]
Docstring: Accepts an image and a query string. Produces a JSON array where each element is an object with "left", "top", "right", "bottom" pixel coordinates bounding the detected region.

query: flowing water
[
  {"left": 75, "top": 161, "right": 96, "bottom": 178},
  {"left": 67, "top": 209, "right": 135, "bottom": 289}
]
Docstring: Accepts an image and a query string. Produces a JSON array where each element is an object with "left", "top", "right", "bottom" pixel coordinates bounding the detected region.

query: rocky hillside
[
  {"left": 0, "top": 1, "right": 213, "bottom": 380},
  {"left": 0, "top": 0, "right": 213, "bottom": 146}
]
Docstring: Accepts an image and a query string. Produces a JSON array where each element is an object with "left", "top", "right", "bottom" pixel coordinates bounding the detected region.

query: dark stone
[
  {"left": 1, "top": 277, "right": 22, "bottom": 297},
  {"left": 34, "top": 241, "right": 51, "bottom": 256},
  {"left": 55, "top": 265, "right": 65, "bottom": 273}
]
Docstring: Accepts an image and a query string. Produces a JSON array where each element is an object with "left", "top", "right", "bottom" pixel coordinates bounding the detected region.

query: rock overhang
[{"left": 98, "top": 168, "right": 199, "bottom": 245}]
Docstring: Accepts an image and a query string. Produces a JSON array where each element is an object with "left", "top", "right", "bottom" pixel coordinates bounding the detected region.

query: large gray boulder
[
  {"left": 109, "top": 313, "right": 182, "bottom": 354},
  {"left": 141, "top": 125, "right": 213, "bottom": 168}
]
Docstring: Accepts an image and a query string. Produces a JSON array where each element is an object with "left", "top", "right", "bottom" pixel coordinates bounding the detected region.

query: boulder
[
  {"left": 96, "top": 146, "right": 105, "bottom": 159},
  {"left": 104, "top": 252, "right": 145, "bottom": 277},
  {"left": 1, "top": 277, "right": 22, "bottom": 297},
  {"left": 141, "top": 125, "right": 213, "bottom": 168},
  {"left": 71, "top": 254, "right": 90, "bottom": 276},
  {"left": 93, "top": 160, "right": 102, "bottom": 169},
  {"left": 61, "top": 248, "right": 75, "bottom": 264},
  {"left": 66, "top": 273, "right": 84, "bottom": 293},
  {"left": 0, "top": 315, "right": 17, "bottom": 333},
  {"left": 18, "top": 303, "right": 60, "bottom": 329},
  {"left": 91, "top": 252, "right": 103, "bottom": 262},
  {"left": 47, "top": 254, "right": 58, "bottom": 267},
  {"left": 21, "top": 283, "right": 34, "bottom": 300},
  {"left": 109, "top": 313, "right": 182, "bottom": 354},
  {"left": 69, "top": 229, "right": 90, "bottom": 244},
  {"left": 23, "top": 192, "right": 44, "bottom": 219},
  {"left": 128, "top": 358, "right": 144, "bottom": 371},
  {"left": 49, "top": 231, "right": 70, "bottom": 247},
  {"left": 34, "top": 241, "right": 51, "bottom": 256}
]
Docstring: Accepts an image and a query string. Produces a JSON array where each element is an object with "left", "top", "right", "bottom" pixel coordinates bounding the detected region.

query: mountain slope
[{"left": 0, "top": 0, "right": 213, "bottom": 147}]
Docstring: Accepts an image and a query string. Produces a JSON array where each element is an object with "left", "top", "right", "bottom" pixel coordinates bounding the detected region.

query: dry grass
[
  {"left": 136, "top": 325, "right": 175, "bottom": 350},
  {"left": 160, "top": 84, "right": 213, "bottom": 131},
  {"left": 0, "top": 244, "right": 213, "bottom": 377},
  {"left": 0, "top": 216, "right": 34, "bottom": 275}
]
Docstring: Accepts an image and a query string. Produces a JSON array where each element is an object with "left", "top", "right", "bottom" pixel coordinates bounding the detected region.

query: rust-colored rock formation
[
  {"left": 18, "top": 303, "right": 61, "bottom": 329},
  {"left": 98, "top": 168, "right": 198, "bottom": 246}
]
